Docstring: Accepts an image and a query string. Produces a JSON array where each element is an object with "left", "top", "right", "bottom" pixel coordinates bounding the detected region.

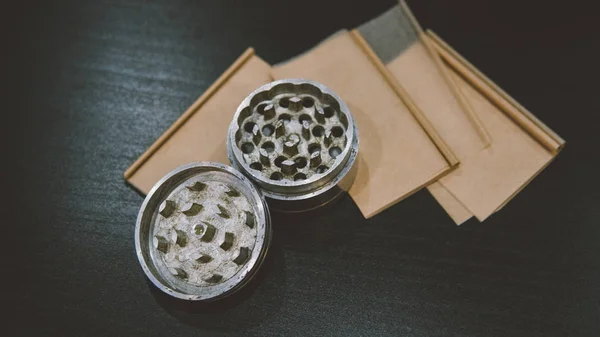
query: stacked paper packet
[{"left": 124, "top": 2, "right": 564, "bottom": 225}]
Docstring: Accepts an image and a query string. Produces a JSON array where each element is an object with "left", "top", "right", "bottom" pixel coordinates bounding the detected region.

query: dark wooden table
[{"left": 7, "top": 0, "right": 599, "bottom": 336}]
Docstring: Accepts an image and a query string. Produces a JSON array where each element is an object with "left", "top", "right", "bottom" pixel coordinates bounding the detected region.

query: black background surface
[{"left": 5, "top": 0, "right": 600, "bottom": 336}]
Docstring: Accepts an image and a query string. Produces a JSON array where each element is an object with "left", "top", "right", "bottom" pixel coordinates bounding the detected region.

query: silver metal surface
[
  {"left": 135, "top": 162, "right": 271, "bottom": 301},
  {"left": 227, "top": 79, "right": 359, "bottom": 212}
]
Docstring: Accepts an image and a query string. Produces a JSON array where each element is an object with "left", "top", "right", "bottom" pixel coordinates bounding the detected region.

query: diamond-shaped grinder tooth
[
  {"left": 288, "top": 96, "right": 303, "bottom": 111},
  {"left": 217, "top": 204, "right": 230, "bottom": 219},
  {"left": 302, "top": 120, "right": 311, "bottom": 140},
  {"left": 244, "top": 211, "right": 255, "bottom": 229},
  {"left": 310, "top": 150, "right": 322, "bottom": 168},
  {"left": 220, "top": 232, "right": 234, "bottom": 251},
  {"left": 252, "top": 124, "right": 262, "bottom": 145},
  {"left": 275, "top": 120, "right": 286, "bottom": 139},
  {"left": 323, "top": 129, "right": 333, "bottom": 147},
  {"left": 170, "top": 267, "right": 188, "bottom": 279},
  {"left": 204, "top": 274, "right": 223, "bottom": 284},
  {"left": 195, "top": 254, "right": 212, "bottom": 264},
  {"left": 263, "top": 103, "right": 276, "bottom": 120},
  {"left": 259, "top": 148, "right": 271, "bottom": 166},
  {"left": 173, "top": 230, "right": 187, "bottom": 247},
  {"left": 233, "top": 247, "right": 251, "bottom": 265},
  {"left": 159, "top": 200, "right": 176, "bottom": 218},
  {"left": 283, "top": 134, "right": 300, "bottom": 156},
  {"left": 315, "top": 106, "right": 326, "bottom": 124},
  {"left": 281, "top": 160, "right": 297, "bottom": 175},
  {"left": 186, "top": 181, "right": 206, "bottom": 191},
  {"left": 225, "top": 188, "right": 240, "bottom": 197},
  {"left": 182, "top": 202, "right": 203, "bottom": 216},
  {"left": 153, "top": 236, "right": 169, "bottom": 254}
]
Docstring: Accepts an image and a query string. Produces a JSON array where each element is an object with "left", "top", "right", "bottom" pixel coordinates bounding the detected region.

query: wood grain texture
[
  {"left": 123, "top": 47, "right": 256, "bottom": 180},
  {"left": 5, "top": 0, "right": 599, "bottom": 336}
]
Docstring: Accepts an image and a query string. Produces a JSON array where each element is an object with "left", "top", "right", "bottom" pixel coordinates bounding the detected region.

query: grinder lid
[{"left": 135, "top": 162, "right": 271, "bottom": 301}]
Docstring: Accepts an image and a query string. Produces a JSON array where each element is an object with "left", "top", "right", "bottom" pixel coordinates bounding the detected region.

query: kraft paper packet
[
  {"left": 271, "top": 30, "right": 456, "bottom": 218},
  {"left": 123, "top": 42, "right": 456, "bottom": 220},
  {"left": 427, "top": 31, "right": 564, "bottom": 222},
  {"left": 124, "top": 49, "right": 273, "bottom": 194},
  {"left": 357, "top": 3, "right": 485, "bottom": 224},
  {"left": 124, "top": 2, "right": 563, "bottom": 224},
  {"left": 358, "top": 3, "right": 564, "bottom": 223}
]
